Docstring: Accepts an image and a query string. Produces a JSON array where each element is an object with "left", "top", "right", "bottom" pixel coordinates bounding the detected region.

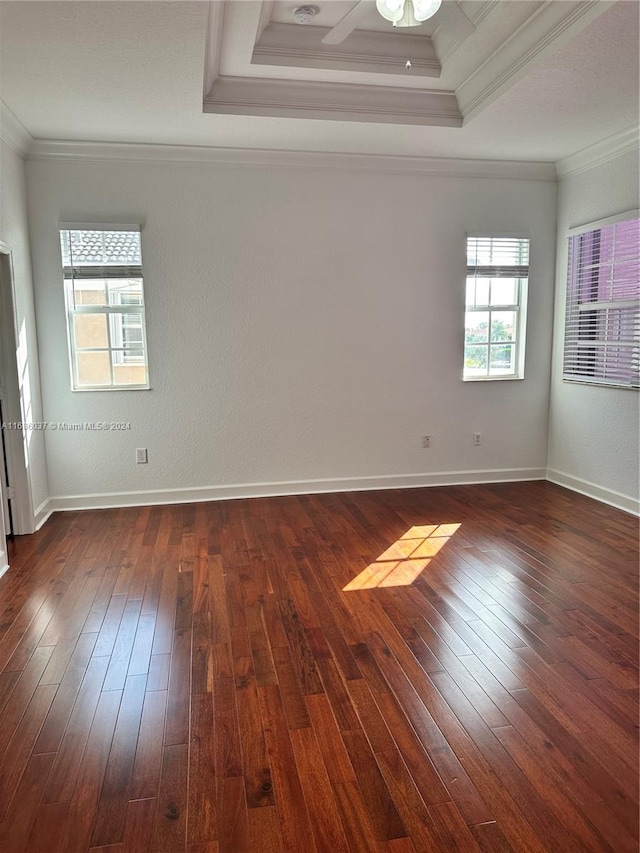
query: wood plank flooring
[{"left": 0, "top": 481, "right": 637, "bottom": 852}]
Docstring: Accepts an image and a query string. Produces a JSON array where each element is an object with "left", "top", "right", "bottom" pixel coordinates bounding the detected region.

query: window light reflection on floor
[{"left": 343, "top": 523, "right": 461, "bottom": 591}]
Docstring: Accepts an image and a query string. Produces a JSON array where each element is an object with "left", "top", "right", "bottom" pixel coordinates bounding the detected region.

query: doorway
[
  {"left": 0, "top": 243, "right": 36, "bottom": 551},
  {"left": 0, "top": 390, "right": 13, "bottom": 537}
]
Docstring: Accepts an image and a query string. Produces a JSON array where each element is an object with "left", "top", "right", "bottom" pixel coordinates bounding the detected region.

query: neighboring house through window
[{"left": 59, "top": 226, "right": 149, "bottom": 390}]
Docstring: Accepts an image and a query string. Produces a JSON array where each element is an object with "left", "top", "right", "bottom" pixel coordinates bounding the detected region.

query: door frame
[{"left": 0, "top": 241, "right": 36, "bottom": 536}]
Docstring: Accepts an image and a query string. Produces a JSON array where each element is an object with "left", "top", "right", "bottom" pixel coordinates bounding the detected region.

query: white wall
[
  {"left": 548, "top": 148, "right": 639, "bottom": 513},
  {"left": 0, "top": 138, "right": 49, "bottom": 524},
  {"left": 26, "top": 156, "right": 557, "bottom": 507}
]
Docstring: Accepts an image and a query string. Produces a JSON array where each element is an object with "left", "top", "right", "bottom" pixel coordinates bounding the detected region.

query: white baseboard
[
  {"left": 546, "top": 469, "right": 640, "bottom": 516},
  {"left": 0, "top": 562, "right": 9, "bottom": 581},
  {"left": 34, "top": 499, "right": 53, "bottom": 530},
  {"left": 46, "top": 467, "right": 546, "bottom": 513}
]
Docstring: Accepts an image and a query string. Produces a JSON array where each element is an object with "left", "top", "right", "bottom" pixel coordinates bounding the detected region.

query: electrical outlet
[
  {"left": 473, "top": 433, "right": 482, "bottom": 446},
  {"left": 422, "top": 435, "right": 431, "bottom": 448},
  {"left": 136, "top": 448, "right": 148, "bottom": 464}
]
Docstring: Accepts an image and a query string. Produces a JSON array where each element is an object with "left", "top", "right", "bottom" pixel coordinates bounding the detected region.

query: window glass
[
  {"left": 60, "top": 228, "right": 149, "bottom": 390},
  {"left": 464, "top": 237, "right": 529, "bottom": 381}
]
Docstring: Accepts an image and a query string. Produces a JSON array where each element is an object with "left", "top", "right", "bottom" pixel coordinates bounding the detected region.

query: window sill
[
  {"left": 463, "top": 375, "right": 524, "bottom": 382},
  {"left": 71, "top": 385, "right": 151, "bottom": 392},
  {"left": 562, "top": 377, "right": 639, "bottom": 391}
]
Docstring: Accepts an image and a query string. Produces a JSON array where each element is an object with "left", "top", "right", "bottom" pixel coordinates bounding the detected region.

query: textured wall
[
  {"left": 26, "top": 158, "right": 557, "bottom": 501},
  {"left": 0, "top": 139, "right": 49, "bottom": 517},
  {"left": 548, "top": 148, "right": 639, "bottom": 507}
]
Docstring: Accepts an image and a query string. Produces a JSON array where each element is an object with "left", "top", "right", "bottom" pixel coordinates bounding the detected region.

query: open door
[
  {"left": 0, "top": 389, "right": 13, "bottom": 537},
  {"left": 0, "top": 261, "right": 11, "bottom": 575},
  {"left": 0, "top": 383, "right": 7, "bottom": 575},
  {"left": 0, "top": 447, "right": 7, "bottom": 577},
  {"left": 0, "top": 244, "right": 36, "bottom": 570}
]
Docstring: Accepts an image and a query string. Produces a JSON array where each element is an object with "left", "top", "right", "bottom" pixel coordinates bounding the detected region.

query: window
[
  {"left": 563, "top": 212, "right": 639, "bottom": 389},
  {"left": 60, "top": 226, "right": 149, "bottom": 390},
  {"left": 464, "top": 236, "right": 529, "bottom": 381}
]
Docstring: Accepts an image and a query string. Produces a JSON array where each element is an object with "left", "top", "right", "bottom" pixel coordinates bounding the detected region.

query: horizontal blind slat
[
  {"left": 64, "top": 265, "right": 143, "bottom": 280},
  {"left": 466, "top": 265, "right": 528, "bottom": 278}
]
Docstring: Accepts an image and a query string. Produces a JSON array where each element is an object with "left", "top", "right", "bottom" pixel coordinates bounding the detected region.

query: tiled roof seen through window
[{"left": 61, "top": 229, "right": 141, "bottom": 266}]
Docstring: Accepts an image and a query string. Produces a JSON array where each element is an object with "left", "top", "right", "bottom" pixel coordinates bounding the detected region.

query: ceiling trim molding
[
  {"left": 457, "top": 0, "right": 614, "bottom": 122},
  {"left": 253, "top": 45, "right": 440, "bottom": 74},
  {"left": 0, "top": 101, "right": 32, "bottom": 157},
  {"left": 204, "top": 76, "right": 462, "bottom": 127},
  {"left": 252, "top": 23, "right": 441, "bottom": 78},
  {"left": 203, "top": 0, "right": 226, "bottom": 97},
  {"left": 433, "top": 0, "right": 481, "bottom": 67},
  {"left": 467, "top": 0, "right": 501, "bottom": 28},
  {"left": 556, "top": 126, "right": 640, "bottom": 179},
  {"left": 27, "top": 138, "right": 557, "bottom": 181},
  {"left": 256, "top": 0, "right": 275, "bottom": 42}
]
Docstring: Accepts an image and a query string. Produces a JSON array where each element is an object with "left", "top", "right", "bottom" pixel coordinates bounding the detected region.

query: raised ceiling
[{"left": 0, "top": 0, "right": 638, "bottom": 162}]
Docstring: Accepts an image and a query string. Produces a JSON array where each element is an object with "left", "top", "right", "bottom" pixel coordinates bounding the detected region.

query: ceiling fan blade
[{"left": 322, "top": 1, "right": 372, "bottom": 45}]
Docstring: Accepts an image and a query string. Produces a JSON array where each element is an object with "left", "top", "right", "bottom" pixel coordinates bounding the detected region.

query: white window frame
[
  {"left": 60, "top": 224, "right": 150, "bottom": 391},
  {"left": 463, "top": 234, "right": 529, "bottom": 382},
  {"left": 563, "top": 210, "right": 639, "bottom": 390}
]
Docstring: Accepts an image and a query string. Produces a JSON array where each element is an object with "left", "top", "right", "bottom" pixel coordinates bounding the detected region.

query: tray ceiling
[
  {"left": 203, "top": 1, "right": 617, "bottom": 126},
  {"left": 0, "top": 1, "right": 637, "bottom": 163}
]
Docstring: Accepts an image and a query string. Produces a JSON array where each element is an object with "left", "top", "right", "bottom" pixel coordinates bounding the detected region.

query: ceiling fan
[{"left": 322, "top": 0, "right": 443, "bottom": 46}]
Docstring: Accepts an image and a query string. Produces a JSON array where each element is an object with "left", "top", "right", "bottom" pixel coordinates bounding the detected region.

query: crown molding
[
  {"left": 467, "top": 0, "right": 500, "bottom": 28},
  {"left": 0, "top": 101, "right": 32, "bottom": 157},
  {"left": 256, "top": 0, "right": 275, "bottom": 42},
  {"left": 203, "top": 0, "right": 226, "bottom": 98},
  {"left": 27, "top": 138, "right": 557, "bottom": 181},
  {"left": 458, "top": 0, "right": 614, "bottom": 122},
  {"left": 433, "top": 0, "right": 479, "bottom": 67},
  {"left": 205, "top": 76, "right": 462, "bottom": 127},
  {"left": 555, "top": 125, "right": 640, "bottom": 179},
  {"left": 253, "top": 23, "right": 441, "bottom": 78},
  {"left": 253, "top": 44, "right": 439, "bottom": 76}
]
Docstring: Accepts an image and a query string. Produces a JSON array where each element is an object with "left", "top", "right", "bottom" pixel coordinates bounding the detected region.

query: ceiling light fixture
[
  {"left": 376, "top": 0, "right": 442, "bottom": 28},
  {"left": 292, "top": 5, "right": 319, "bottom": 25}
]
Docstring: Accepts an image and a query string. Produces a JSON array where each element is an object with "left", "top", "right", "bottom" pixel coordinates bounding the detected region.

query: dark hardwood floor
[{"left": 0, "top": 481, "right": 637, "bottom": 852}]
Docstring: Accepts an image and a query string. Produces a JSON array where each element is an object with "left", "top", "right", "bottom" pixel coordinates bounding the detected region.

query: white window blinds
[{"left": 563, "top": 214, "right": 639, "bottom": 389}]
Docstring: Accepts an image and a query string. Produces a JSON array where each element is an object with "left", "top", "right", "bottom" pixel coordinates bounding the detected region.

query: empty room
[{"left": 0, "top": 1, "right": 638, "bottom": 851}]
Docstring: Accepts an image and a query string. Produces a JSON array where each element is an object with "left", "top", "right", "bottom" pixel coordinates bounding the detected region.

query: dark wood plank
[
  {"left": 217, "top": 775, "right": 249, "bottom": 853},
  {"left": 90, "top": 674, "right": 147, "bottom": 847},
  {"left": 121, "top": 795, "right": 157, "bottom": 852},
  {"left": 258, "top": 683, "right": 316, "bottom": 851},
  {"left": 130, "top": 688, "right": 167, "bottom": 800},
  {"left": 57, "top": 688, "right": 122, "bottom": 853},
  {"left": 0, "top": 682, "right": 57, "bottom": 820},
  {"left": 187, "top": 692, "right": 217, "bottom": 846},
  {"left": 0, "top": 752, "right": 55, "bottom": 853},
  {"left": 32, "top": 633, "right": 97, "bottom": 754},
  {"left": 247, "top": 804, "right": 283, "bottom": 853},
  {"left": 41, "top": 655, "right": 111, "bottom": 803},
  {"left": 154, "top": 742, "right": 189, "bottom": 853},
  {"left": 232, "top": 651, "right": 275, "bottom": 808},
  {"left": 341, "top": 728, "right": 406, "bottom": 842},
  {"left": 289, "top": 725, "right": 350, "bottom": 851}
]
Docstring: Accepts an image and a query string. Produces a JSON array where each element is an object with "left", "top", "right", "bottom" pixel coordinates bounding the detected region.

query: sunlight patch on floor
[{"left": 343, "top": 523, "right": 461, "bottom": 591}]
